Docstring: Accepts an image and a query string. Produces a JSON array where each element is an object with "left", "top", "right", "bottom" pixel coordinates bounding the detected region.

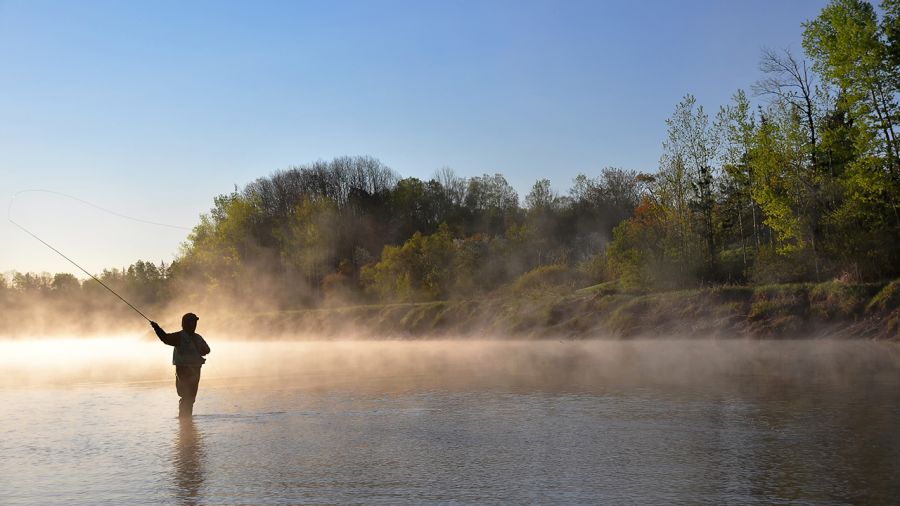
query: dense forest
[{"left": 3, "top": 0, "right": 900, "bottom": 331}]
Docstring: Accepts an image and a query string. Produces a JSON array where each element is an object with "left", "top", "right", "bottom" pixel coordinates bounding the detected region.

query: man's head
[{"left": 181, "top": 313, "right": 199, "bottom": 333}]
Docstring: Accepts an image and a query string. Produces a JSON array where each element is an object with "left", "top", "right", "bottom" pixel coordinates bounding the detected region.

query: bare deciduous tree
[{"left": 754, "top": 48, "right": 819, "bottom": 167}]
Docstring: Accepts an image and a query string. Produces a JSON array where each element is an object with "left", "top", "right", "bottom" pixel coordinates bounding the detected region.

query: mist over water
[
  {"left": 1, "top": 338, "right": 898, "bottom": 504},
  {"left": 2, "top": 337, "right": 898, "bottom": 390}
]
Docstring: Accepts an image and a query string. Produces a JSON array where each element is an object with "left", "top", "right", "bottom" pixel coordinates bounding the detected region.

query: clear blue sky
[{"left": 0, "top": 0, "right": 828, "bottom": 275}]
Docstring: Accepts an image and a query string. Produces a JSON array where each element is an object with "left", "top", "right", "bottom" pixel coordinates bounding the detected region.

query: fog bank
[{"left": 2, "top": 338, "right": 898, "bottom": 393}]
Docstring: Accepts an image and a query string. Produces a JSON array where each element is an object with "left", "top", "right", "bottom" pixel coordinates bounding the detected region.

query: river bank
[
  {"left": 207, "top": 279, "right": 900, "bottom": 340},
  {"left": 2, "top": 279, "right": 897, "bottom": 340}
]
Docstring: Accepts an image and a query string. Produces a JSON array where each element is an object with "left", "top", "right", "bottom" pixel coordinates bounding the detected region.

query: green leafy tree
[
  {"left": 716, "top": 89, "right": 760, "bottom": 273},
  {"left": 749, "top": 107, "right": 806, "bottom": 253},
  {"left": 362, "top": 224, "right": 456, "bottom": 301},
  {"left": 606, "top": 198, "right": 705, "bottom": 290},
  {"left": 464, "top": 174, "right": 520, "bottom": 235},
  {"left": 803, "top": 0, "right": 900, "bottom": 172},
  {"left": 280, "top": 197, "right": 341, "bottom": 300},
  {"left": 51, "top": 273, "right": 80, "bottom": 294},
  {"left": 662, "top": 95, "right": 720, "bottom": 276}
]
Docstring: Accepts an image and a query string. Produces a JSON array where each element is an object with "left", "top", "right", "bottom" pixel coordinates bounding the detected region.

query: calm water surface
[{"left": 0, "top": 339, "right": 897, "bottom": 505}]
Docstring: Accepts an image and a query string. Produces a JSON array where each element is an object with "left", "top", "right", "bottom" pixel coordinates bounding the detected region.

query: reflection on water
[
  {"left": 174, "top": 419, "right": 205, "bottom": 505},
  {"left": 0, "top": 340, "right": 897, "bottom": 504}
]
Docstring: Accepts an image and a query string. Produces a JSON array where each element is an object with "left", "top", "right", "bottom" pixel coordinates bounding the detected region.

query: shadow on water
[{"left": 173, "top": 419, "right": 205, "bottom": 506}]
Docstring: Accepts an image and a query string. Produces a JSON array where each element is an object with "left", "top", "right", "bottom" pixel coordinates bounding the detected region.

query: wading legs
[{"left": 175, "top": 365, "right": 202, "bottom": 418}]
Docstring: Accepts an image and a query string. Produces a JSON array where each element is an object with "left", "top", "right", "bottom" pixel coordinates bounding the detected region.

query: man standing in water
[{"left": 151, "top": 313, "right": 211, "bottom": 418}]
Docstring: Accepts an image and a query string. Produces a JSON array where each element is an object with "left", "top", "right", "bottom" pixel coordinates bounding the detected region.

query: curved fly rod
[{"left": 7, "top": 189, "right": 192, "bottom": 323}]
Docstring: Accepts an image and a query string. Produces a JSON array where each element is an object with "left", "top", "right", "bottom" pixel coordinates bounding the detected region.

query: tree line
[
  {"left": 3, "top": 0, "right": 899, "bottom": 316},
  {"left": 1, "top": 156, "right": 640, "bottom": 312},
  {"left": 167, "top": 155, "right": 641, "bottom": 306},
  {"left": 610, "top": 0, "right": 900, "bottom": 288}
]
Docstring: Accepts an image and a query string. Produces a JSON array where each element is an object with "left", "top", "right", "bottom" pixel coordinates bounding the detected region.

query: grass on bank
[{"left": 209, "top": 278, "right": 900, "bottom": 340}]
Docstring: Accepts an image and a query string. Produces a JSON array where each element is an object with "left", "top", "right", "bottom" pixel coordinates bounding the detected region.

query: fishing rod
[
  {"left": 8, "top": 216, "right": 153, "bottom": 322},
  {"left": 6, "top": 190, "right": 189, "bottom": 323}
]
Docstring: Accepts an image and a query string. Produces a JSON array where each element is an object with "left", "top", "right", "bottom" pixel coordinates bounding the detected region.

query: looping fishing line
[
  {"left": 8, "top": 189, "right": 192, "bottom": 231},
  {"left": 7, "top": 189, "right": 194, "bottom": 322}
]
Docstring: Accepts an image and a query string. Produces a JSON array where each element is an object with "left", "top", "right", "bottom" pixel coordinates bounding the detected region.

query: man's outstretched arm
[{"left": 150, "top": 321, "right": 180, "bottom": 347}]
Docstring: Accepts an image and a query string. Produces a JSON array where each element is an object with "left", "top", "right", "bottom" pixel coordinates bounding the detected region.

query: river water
[{"left": 0, "top": 339, "right": 897, "bottom": 505}]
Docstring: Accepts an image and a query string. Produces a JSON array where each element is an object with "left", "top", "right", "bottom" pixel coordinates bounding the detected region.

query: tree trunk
[
  {"left": 869, "top": 87, "right": 898, "bottom": 173},
  {"left": 738, "top": 202, "right": 747, "bottom": 271}
]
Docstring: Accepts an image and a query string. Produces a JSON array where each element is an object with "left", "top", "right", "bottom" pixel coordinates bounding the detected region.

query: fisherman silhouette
[{"left": 151, "top": 313, "right": 211, "bottom": 418}]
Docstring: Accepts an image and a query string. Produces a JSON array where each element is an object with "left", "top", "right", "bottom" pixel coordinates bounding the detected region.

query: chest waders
[{"left": 174, "top": 332, "right": 204, "bottom": 418}]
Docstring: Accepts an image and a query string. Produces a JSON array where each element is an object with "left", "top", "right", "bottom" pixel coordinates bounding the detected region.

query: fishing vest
[{"left": 173, "top": 331, "right": 206, "bottom": 366}]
